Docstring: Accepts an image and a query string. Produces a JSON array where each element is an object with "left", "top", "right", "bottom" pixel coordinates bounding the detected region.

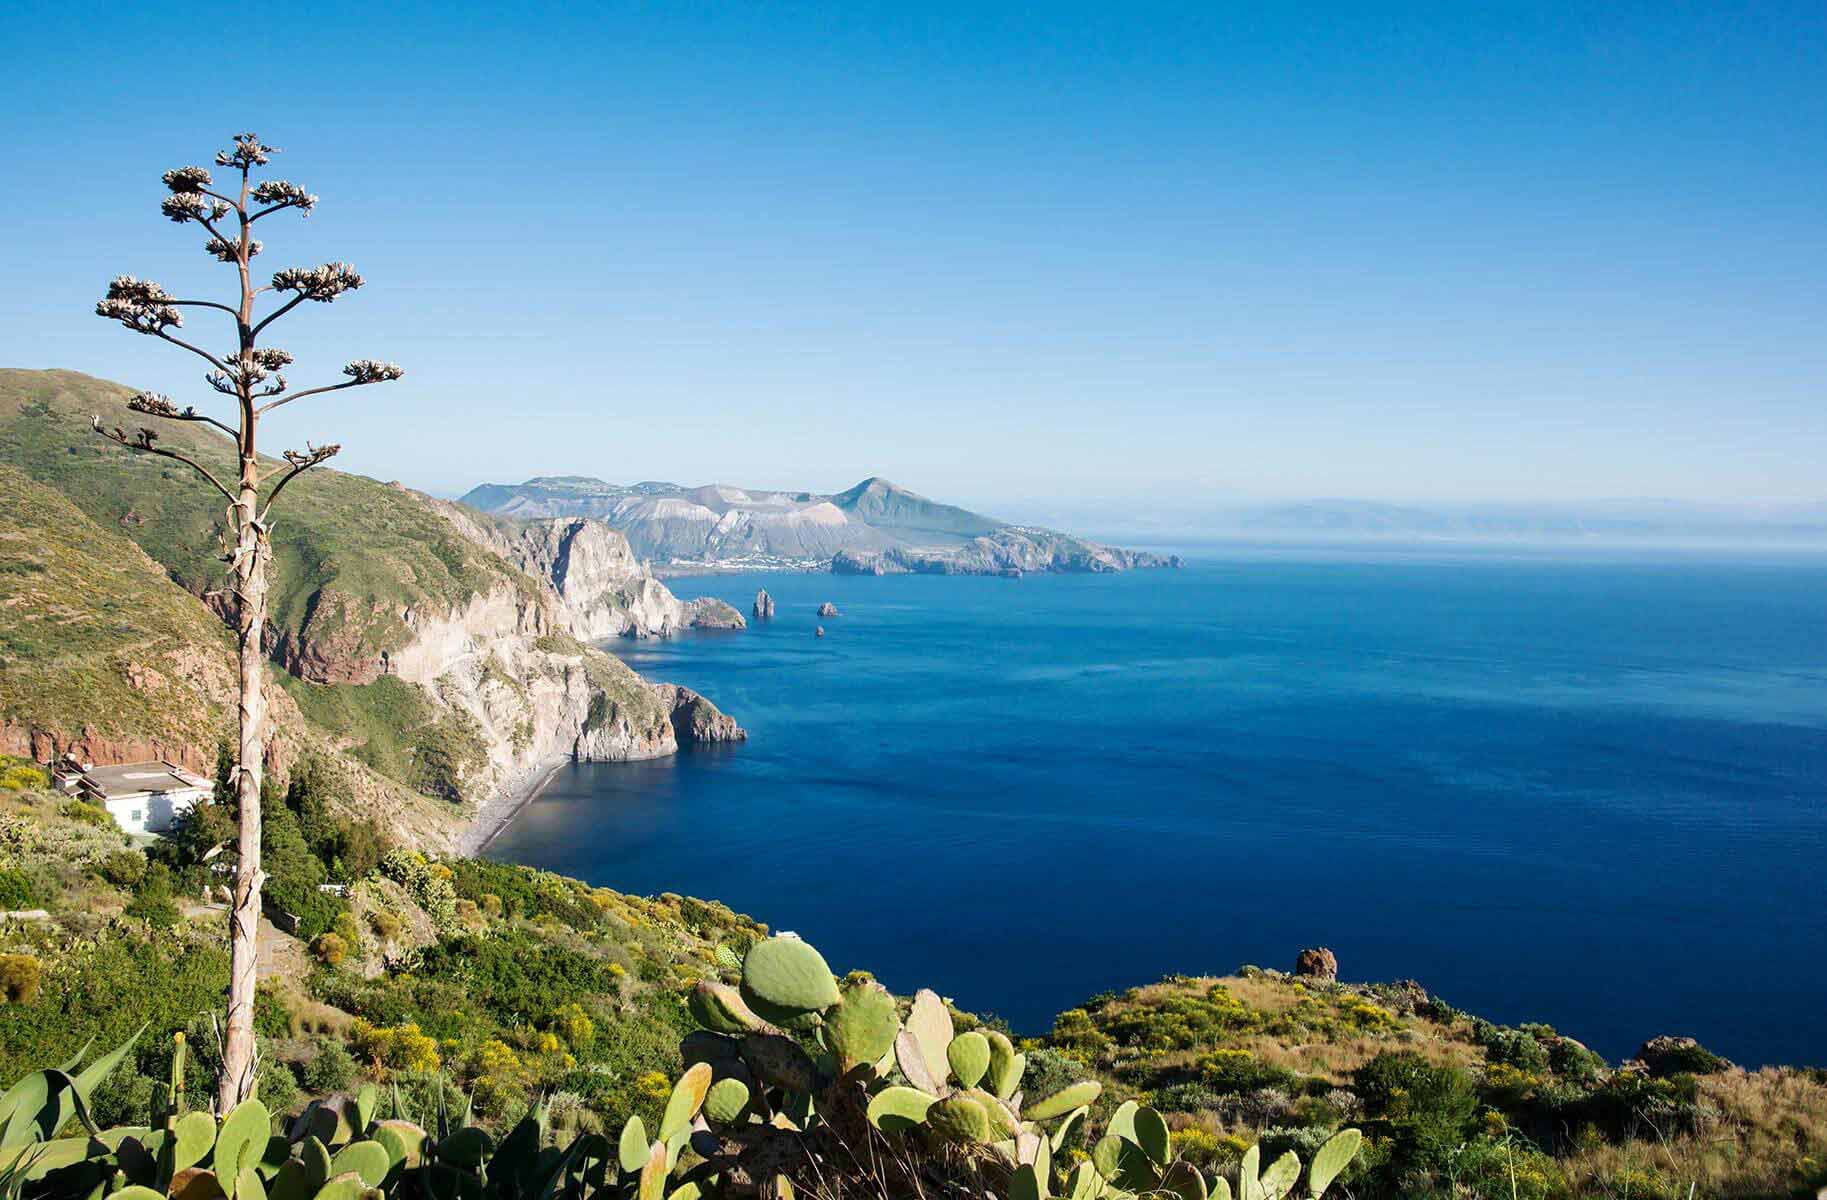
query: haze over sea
[{"left": 488, "top": 548, "right": 1827, "bottom": 1066}]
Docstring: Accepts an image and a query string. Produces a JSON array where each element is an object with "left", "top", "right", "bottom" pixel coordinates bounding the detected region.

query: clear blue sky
[{"left": 3, "top": 2, "right": 1823, "bottom": 511}]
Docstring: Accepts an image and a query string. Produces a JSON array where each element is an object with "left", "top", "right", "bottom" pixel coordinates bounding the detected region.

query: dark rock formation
[
  {"left": 815, "top": 626, "right": 826, "bottom": 638},
  {"left": 1633, "top": 1036, "right": 1729, "bottom": 1077},
  {"left": 686, "top": 599, "right": 747, "bottom": 630},
  {"left": 832, "top": 531, "right": 1182, "bottom": 577},
  {"left": 817, "top": 601, "right": 839, "bottom": 618},
  {"left": 1294, "top": 947, "right": 1339, "bottom": 981},
  {"left": 831, "top": 550, "right": 897, "bottom": 576},
  {"left": 658, "top": 685, "right": 747, "bottom": 745},
  {"left": 753, "top": 589, "right": 776, "bottom": 620}
]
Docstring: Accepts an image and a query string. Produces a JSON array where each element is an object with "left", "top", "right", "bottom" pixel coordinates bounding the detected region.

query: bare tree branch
[
  {"left": 151, "top": 327, "right": 232, "bottom": 372},
  {"left": 250, "top": 292, "right": 309, "bottom": 338},
  {"left": 164, "top": 298, "right": 242, "bottom": 318},
  {"left": 260, "top": 442, "right": 341, "bottom": 515},
  {"left": 125, "top": 390, "right": 240, "bottom": 440},
  {"left": 254, "top": 378, "right": 358, "bottom": 414},
  {"left": 92, "top": 416, "right": 235, "bottom": 502},
  {"left": 256, "top": 360, "right": 401, "bottom": 414}
]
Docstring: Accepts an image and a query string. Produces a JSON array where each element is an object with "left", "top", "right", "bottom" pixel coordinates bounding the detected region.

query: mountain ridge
[{"left": 459, "top": 474, "right": 1182, "bottom": 574}]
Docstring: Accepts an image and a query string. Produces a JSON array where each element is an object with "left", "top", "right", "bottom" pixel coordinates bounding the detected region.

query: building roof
[{"left": 79, "top": 761, "right": 210, "bottom": 799}]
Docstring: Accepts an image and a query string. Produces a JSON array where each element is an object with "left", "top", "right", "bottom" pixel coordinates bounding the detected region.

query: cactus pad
[
  {"left": 740, "top": 937, "right": 839, "bottom": 1014},
  {"left": 985, "top": 1030, "right": 1023, "bottom": 1100},
  {"left": 905, "top": 989, "right": 954, "bottom": 1088},
  {"left": 925, "top": 1096, "right": 993, "bottom": 1144},
  {"left": 740, "top": 1033, "right": 820, "bottom": 1094},
  {"left": 945, "top": 1032, "right": 991, "bottom": 1089},
  {"left": 1025, "top": 1080, "right": 1103, "bottom": 1123},
  {"left": 864, "top": 1086, "right": 936, "bottom": 1133},
  {"left": 826, "top": 979, "right": 900, "bottom": 1070}
]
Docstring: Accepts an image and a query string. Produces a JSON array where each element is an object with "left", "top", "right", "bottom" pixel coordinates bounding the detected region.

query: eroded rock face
[
  {"left": 454, "top": 513, "right": 694, "bottom": 640},
  {"left": 753, "top": 589, "right": 776, "bottom": 620},
  {"left": 657, "top": 685, "right": 748, "bottom": 745},
  {"left": 1, "top": 723, "right": 212, "bottom": 774},
  {"left": 687, "top": 599, "right": 747, "bottom": 630},
  {"left": 1294, "top": 947, "right": 1339, "bottom": 981},
  {"left": 294, "top": 498, "right": 752, "bottom": 819}
]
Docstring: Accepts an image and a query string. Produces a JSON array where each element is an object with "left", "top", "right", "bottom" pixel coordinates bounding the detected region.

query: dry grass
[
  {"left": 1560, "top": 1068, "right": 1827, "bottom": 1199},
  {"left": 1239, "top": 1028, "right": 1478, "bottom": 1084}
]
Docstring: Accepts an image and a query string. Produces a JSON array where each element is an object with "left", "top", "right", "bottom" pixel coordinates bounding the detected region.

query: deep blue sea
[{"left": 488, "top": 547, "right": 1827, "bottom": 1066}]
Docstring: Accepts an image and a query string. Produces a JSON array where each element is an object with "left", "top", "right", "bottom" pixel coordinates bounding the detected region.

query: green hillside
[
  {"left": 0, "top": 369, "right": 538, "bottom": 681},
  {"left": 0, "top": 463, "right": 233, "bottom": 756}
]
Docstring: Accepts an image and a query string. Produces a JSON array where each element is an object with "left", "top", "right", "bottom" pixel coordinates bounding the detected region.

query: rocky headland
[{"left": 0, "top": 369, "right": 746, "bottom": 855}]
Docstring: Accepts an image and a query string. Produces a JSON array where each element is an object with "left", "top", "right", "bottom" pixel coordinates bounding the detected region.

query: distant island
[{"left": 458, "top": 475, "right": 1183, "bottom": 576}]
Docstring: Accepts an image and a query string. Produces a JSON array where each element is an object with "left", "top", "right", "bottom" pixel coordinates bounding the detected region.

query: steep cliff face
[
  {"left": 0, "top": 461, "right": 467, "bottom": 852},
  {"left": 339, "top": 507, "right": 746, "bottom": 811},
  {"left": 0, "top": 370, "right": 745, "bottom": 851},
  {"left": 440, "top": 508, "right": 749, "bottom": 639}
]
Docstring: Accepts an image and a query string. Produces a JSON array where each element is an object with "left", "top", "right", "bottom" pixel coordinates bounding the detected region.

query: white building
[{"left": 56, "top": 760, "right": 211, "bottom": 837}]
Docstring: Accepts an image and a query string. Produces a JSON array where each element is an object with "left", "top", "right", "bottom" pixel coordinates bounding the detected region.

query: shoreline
[{"left": 457, "top": 754, "right": 568, "bottom": 857}]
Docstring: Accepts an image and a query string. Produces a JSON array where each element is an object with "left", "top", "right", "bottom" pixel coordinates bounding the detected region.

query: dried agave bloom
[
  {"left": 103, "top": 275, "right": 173, "bottom": 304},
  {"left": 206, "top": 237, "right": 261, "bottom": 261},
  {"left": 162, "top": 165, "right": 214, "bottom": 193},
  {"left": 249, "top": 348, "right": 294, "bottom": 370},
  {"left": 251, "top": 180, "right": 318, "bottom": 214},
  {"left": 126, "top": 391, "right": 181, "bottom": 417},
  {"left": 343, "top": 359, "right": 405, "bottom": 383},
  {"left": 215, "top": 131, "right": 275, "bottom": 169},
  {"left": 161, "top": 193, "right": 232, "bottom": 224},
  {"left": 271, "top": 262, "right": 364, "bottom": 301},
  {"left": 96, "top": 293, "right": 182, "bottom": 333}
]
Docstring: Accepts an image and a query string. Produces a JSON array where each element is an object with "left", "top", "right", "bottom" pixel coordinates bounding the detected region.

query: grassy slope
[
  {"left": 0, "top": 368, "right": 681, "bottom": 813},
  {"left": 0, "top": 463, "right": 233, "bottom": 750},
  {"left": 4, "top": 776, "right": 1822, "bottom": 1198},
  {"left": 0, "top": 778, "right": 766, "bottom": 1135},
  {"left": 0, "top": 464, "right": 466, "bottom": 845},
  {"left": 0, "top": 369, "right": 536, "bottom": 670},
  {"left": 1045, "top": 973, "right": 1827, "bottom": 1199}
]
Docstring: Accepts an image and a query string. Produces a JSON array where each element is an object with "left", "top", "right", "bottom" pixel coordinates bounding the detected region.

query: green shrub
[
  {"left": 1195, "top": 1047, "right": 1304, "bottom": 1095},
  {"left": 1546, "top": 1035, "right": 1606, "bottom": 1082},
  {"left": 447, "top": 858, "right": 601, "bottom": 929},
  {"left": 0, "top": 928, "right": 228, "bottom": 1088},
  {"left": 0, "top": 866, "right": 34, "bottom": 909},
  {"left": 125, "top": 862, "right": 181, "bottom": 928},
  {"left": 60, "top": 798, "right": 116, "bottom": 828},
  {"left": 302, "top": 1037, "right": 358, "bottom": 1092},
  {"left": 380, "top": 850, "right": 458, "bottom": 931},
  {"left": 97, "top": 849, "right": 147, "bottom": 890},
  {"left": 1354, "top": 1051, "right": 1479, "bottom": 1184}
]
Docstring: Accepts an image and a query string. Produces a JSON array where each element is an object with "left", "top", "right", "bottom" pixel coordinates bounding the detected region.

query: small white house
[{"left": 59, "top": 760, "right": 211, "bottom": 837}]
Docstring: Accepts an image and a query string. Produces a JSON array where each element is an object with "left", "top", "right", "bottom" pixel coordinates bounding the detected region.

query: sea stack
[
  {"left": 1294, "top": 947, "right": 1339, "bottom": 982},
  {"left": 817, "top": 601, "right": 839, "bottom": 618},
  {"left": 753, "top": 589, "right": 775, "bottom": 620},
  {"left": 815, "top": 625, "right": 826, "bottom": 638}
]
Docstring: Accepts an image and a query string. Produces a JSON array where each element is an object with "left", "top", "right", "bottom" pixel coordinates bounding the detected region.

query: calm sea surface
[{"left": 488, "top": 548, "right": 1827, "bottom": 1065}]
